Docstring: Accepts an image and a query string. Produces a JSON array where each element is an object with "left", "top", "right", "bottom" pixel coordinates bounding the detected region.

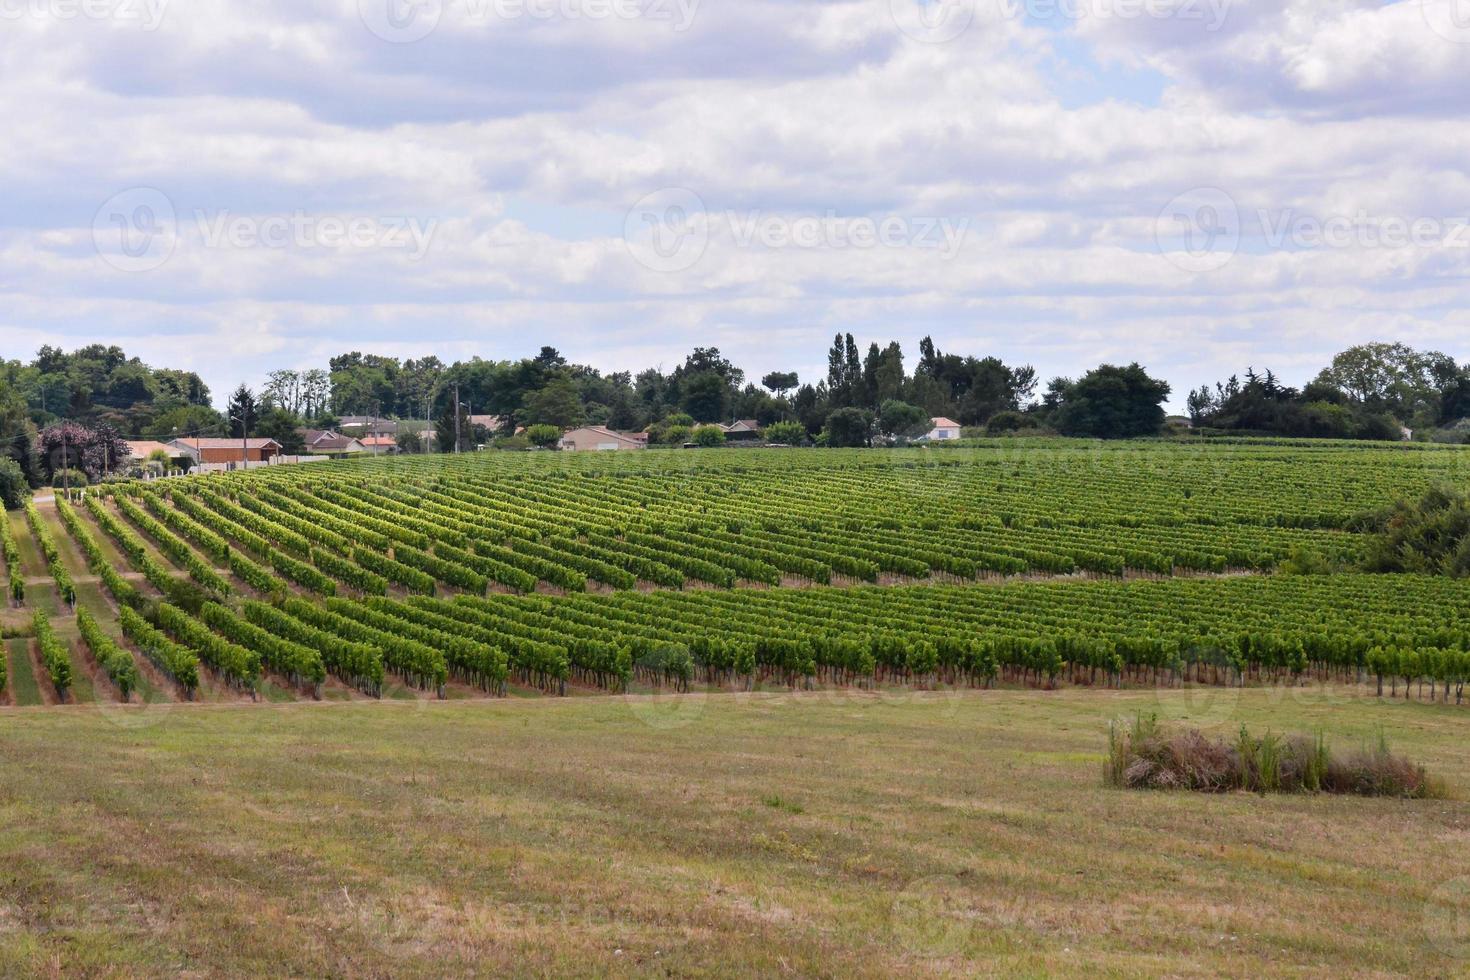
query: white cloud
[{"left": 0, "top": 0, "right": 1465, "bottom": 411}]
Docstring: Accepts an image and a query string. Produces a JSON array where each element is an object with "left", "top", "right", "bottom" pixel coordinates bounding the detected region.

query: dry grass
[
  {"left": 1, "top": 688, "right": 1468, "bottom": 977},
  {"left": 1106, "top": 715, "right": 1443, "bottom": 798}
]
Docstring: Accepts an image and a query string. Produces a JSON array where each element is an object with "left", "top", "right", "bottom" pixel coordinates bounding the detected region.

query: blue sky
[{"left": 1, "top": 0, "right": 1468, "bottom": 410}]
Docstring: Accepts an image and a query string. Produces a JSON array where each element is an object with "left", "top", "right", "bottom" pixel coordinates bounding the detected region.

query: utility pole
[
  {"left": 454, "top": 384, "right": 461, "bottom": 455},
  {"left": 61, "top": 428, "right": 69, "bottom": 500}
]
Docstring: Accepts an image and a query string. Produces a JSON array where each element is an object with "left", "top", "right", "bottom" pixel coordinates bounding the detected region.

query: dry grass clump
[{"left": 1105, "top": 714, "right": 1442, "bottom": 798}]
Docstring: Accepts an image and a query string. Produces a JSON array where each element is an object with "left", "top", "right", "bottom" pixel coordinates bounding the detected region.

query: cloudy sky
[{"left": 2, "top": 0, "right": 1468, "bottom": 408}]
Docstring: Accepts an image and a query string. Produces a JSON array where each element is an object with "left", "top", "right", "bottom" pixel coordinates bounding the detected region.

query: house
[
  {"left": 124, "top": 440, "right": 183, "bottom": 465},
  {"left": 167, "top": 438, "right": 283, "bottom": 466},
  {"left": 336, "top": 416, "right": 398, "bottom": 437},
  {"left": 719, "top": 419, "right": 762, "bottom": 441},
  {"left": 300, "top": 429, "right": 368, "bottom": 455},
  {"left": 926, "top": 417, "right": 962, "bottom": 441},
  {"left": 559, "top": 426, "right": 647, "bottom": 451},
  {"left": 359, "top": 435, "right": 399, "bottom": 455}
]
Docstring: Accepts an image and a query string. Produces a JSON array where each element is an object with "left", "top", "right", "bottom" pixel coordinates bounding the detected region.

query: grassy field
[{"left": 1, "top": 688, "right": 1467, "bottom": 977}]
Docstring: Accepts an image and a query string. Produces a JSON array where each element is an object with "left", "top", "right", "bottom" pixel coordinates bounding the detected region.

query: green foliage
[
  {"left": 1364, "top": 486, "right": 1470, "bottom": 576},
  {"left": 33, "top": 609, "right": 72, "bottom": 699},
  {"left": 824, "top": 407, "right": 873, "bottom": 447},
  {"left": 762, "top": 420, "right": 806, "bottom": 445},
  {"left": 1051, "top": 363, "right": 1170, "bottom": 439},
  {"left": 877, "top": 399, "right": 928, "bottom": 440},
  {"left": 77, "top": 607, "right": 140, "bottom": 701},
  {"left": 0, "top": 457, "right": 28, "bottom": 510},
  {"left": 693, "top": 425, "right": 726, "bottom": 447},
  {"left": 524, "top": 424, "right": 562, "bottom": 449}
]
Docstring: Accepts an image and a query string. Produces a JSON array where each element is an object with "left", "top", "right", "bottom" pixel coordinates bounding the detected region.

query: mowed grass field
[{"left": 1, "top": 688, "right": 1467, "bottom": 977}]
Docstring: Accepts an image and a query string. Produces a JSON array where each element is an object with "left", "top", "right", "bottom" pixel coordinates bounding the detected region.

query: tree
[
  {"left": 764, "top": 420, "right": 806, "bottom": 445},
  {"left": 1314, "top": 342, "right": 1455, "bottom": 423},
  {"left": 524, "top": 376, "right": 585, "bottom": 429},
  {"left": 693, "top": 425, "right": 726, "bottom": 447},
  {"left": 397, "top": 429, "right": 424, "bottom": 454},
  {"left": 1052, "top": 364, "right": 1170, "bottom": 439},
  {"left": 262, "top": 370, "right": 304, "bottom": 415},
  {"left": 38, "top": 421, "right": 129, "bottom": 481},
  {"left": 226, "top": 385, "right": 259, "bottom": 439},
  {"left": 825, "top": 407, "right": 874, "bottom": 448},
  {"left": 435, "top": 401, "right": 470, "bottom": 454},
  {"left": 253, "top": 407, "right": 306, "bottom": 455},
  {"left": 0, "top": 457, "right": 27, "bottom": 510},
  {"left": 525, "top": 424, "right": 562, "bottom": 449},
  {"left": 878, "top": 400, "right": 930, "bottom": 441},
  {"left": 678, "top": 371, "right": 730, "bottom": 424},
  {"left": 761, "top": 372, "right": 799, "bottom": 397}
]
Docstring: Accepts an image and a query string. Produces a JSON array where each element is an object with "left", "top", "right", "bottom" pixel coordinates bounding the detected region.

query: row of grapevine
[
  {"left": 114, "top": 495, "right": 232, "bottom": 595},
  {"left": 76, "top": 607, "right": 141, "bottom": 701},
  {"left": 156, "top": 603, "right": 261, "bottom": 692},
  {"left": 32, "top": 609, "right": 72, "bottom": 700},
  {"left": 242, "top": 600, "right": 384, "bottom": 695},
  {"left": 25, "top": 502, "right": 74, "bottom": 606},
  {"left": 56, "top": 498, "right": 142, "bottom": 608},
  {"left": 2, "top": 508, "right": 25, "bottom": 604},
  {"left": 119, "top": 605, "right": 200, "bottom": 697}
]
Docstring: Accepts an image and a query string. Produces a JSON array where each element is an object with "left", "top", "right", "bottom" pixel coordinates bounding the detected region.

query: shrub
[
  {"left": 763, "top": 421, "right": 806, "bottom": 445},
  {"left": 1105, "top": 714, "right": 1440, "bottom": 798},
  {"left": 693, "top": 425, "right": 726, "bottom": 448},
  {"left": 1363, "top": 486, "right": 1470, "bottom": 576},
  {"left": 51, "top": 468, "right": 89, "bottom": 489},
  {"left": 525, "top": 424, "right": 562, "bottom": 449},
  {"left": 0, "top": 457, "right": 28, "bottom": 510}
]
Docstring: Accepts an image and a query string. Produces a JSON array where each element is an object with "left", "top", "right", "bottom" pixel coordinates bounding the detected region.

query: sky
[{"left": 1, "top": 0, "right": 1468, "bottom": 410}]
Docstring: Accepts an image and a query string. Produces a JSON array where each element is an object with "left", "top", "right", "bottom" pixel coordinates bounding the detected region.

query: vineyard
[{"left": 2, "top": 439, "right": 1469, "bottom": 709}]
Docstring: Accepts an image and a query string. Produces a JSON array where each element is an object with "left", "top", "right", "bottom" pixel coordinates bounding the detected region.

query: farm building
[
  {"left": 560, "top": 426, "right": 647, "bottom": 451},
  {"left": 719, "top": 419, "right": 762, "bottom": 440},
  {"left": 300, "top": 429, "right": 368, "bottom": 455},
  {"left": 167, "top": 437, "right": 283, "bottom": 466},
  {"left": 926, "top": 417, "right": 962, "bottom": 441}
]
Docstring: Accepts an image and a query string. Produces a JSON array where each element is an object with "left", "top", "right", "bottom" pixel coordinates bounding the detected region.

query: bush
[
  {"left": 0, "top": 457, "right": 28, "bottom": 510},
  {"left": 1363, "top": 486, "right": 1470, "bottom": 576},
  {"left": 763, "top": 421, "right": 806, "bottom": 445},
  {"left": 1105, "top": 715, "right": 1440, "bottom": 797},
  {"left": 693, "top": 425, "right": 726, "bottom": 447},
  {"left": 525, "top": 424, "right": 562, "bottom": 449},
  {"left": 661, "top": 424, "right": 692, "bottom": 446},
  {"left": 50, "top": 468, "right": 89, "bottom": 489}
]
